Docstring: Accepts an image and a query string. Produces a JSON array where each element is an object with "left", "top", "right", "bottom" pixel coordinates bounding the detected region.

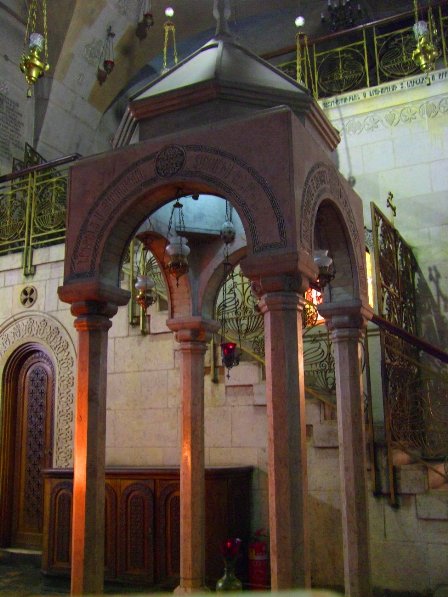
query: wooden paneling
[{"left": 42, "top": 467, "right": 252, "bottom": 589}]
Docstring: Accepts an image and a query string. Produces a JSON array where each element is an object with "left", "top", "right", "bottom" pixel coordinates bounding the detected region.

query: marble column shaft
[
  {"left": 168, "top": 317, "right": 218, "bottom": 593},
  {"left": 70, "top": 302, "right": 116, "bottom": 595},
  {"left": 259, "top": 292, "right": 310, "bottom": 590},
  {"left": 322, "top": 304, "right": 372, "bottom": 597}
]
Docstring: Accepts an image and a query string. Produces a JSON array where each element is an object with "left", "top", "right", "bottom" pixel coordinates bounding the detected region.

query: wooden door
[{"left": 11, "top": 351, "right": 54, "bottom": 549}]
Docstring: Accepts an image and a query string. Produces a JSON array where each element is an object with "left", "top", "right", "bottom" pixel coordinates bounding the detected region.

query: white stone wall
[
  {"left": 0, "top": 6, "right": 35, "bottom": 174},
  {"left": 322, "top": 69, "right": 448, "bottom": 349}
]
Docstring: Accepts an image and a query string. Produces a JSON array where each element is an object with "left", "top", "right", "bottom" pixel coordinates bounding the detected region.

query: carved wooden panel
[
  {"left": 119, "top": 481, "right": 154, "bottom": 583},
  {"left": 42, "top": 467, "right": 252, "bottom": 588},
  {"left": 156, "top": 482, "right": 180, "bottom": 582},
  {"left": 46, "top": 481, "right": 72, "bottom": 573},
  {"left": 104, "top": 482, "right": 118, "bottom": 579}
]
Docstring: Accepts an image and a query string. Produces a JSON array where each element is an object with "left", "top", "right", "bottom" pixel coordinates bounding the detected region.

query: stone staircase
[{"left": 306, "top": 397, "right": 448, "bottom": 596}]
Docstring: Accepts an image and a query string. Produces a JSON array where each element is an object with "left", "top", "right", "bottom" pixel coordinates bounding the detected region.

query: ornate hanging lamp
[
  {"left": 162, "top": 6, "right": 178, "bottom": 73},
  {"left": 313, "top": 249, "right": 335, "bottom": 291},
  {"left": 218, "top": 203, "right": 241, "bottom": 377},
  {"left": 165, "top": 193, "right": 190, "bottom": 285},
  {"left": 412, "top": 0, "right": 439, "bottom": 81},
  {"left": 97, "top": 26, "right": 116, "bottom": 85},
  {"left": 135, "top": 247, "right": 157, "bottom": 313},
  {"left": 20, "top": 0, "right": 50, "bottom": 98},
  {"left": 136, "top": 0, "right": 154, "bottom": 41}
]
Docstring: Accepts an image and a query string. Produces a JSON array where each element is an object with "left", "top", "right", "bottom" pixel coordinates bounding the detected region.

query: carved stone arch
[
  {"left": 300, "top": 161, "right": 368, "bottom": 301},
  {"left": 0, "top": 312, "right": 76, "bottom": 467},
  {"left": 67, "top": 143, "right": 288, "bottom": 288}
]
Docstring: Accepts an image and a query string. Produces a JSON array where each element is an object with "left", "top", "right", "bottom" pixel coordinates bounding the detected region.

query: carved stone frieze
[
  {"left": 70, "top": 144, "right": 287, "bottom": 279},
  {"left": 0, "top": 314, "right": 75, "bottom": 467},
  {"left": 300, "top": 162, "right": 367, "bottom": 295},
  {"left": 339, "top": 96, "right": 448, "bottom": 136}
]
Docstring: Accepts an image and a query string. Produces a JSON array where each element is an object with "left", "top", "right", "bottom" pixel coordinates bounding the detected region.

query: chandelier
[
  {"left": 321, "top": 0, "right": 362, "bottom": 32},
  {"left": 412, "top": 0, "right": 439, "bottom": 81},
  {"left": 20, "top": 0, "right": 50, "bottom": 97},
  {"left": 97, "top": 26, "right": 116, "bottom": 85}
]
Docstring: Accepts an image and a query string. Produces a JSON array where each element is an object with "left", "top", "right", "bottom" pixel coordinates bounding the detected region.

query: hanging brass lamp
[
  {"left": 165, "top": 194, "right": 190, "bottom": 285},
  {"left": 412, "top": 0, "right": 439, "bottom": 81},
  {"left": 136, "top": 0, "right": 154, "bottom": 40},
  {"left": 20, "top": 0, "right": 50, "bottom": 97}
]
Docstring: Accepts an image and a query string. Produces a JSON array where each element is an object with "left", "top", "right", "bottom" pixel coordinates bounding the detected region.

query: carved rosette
[{"left": 0, "top": 314, "right": 76, "bottom": 467}]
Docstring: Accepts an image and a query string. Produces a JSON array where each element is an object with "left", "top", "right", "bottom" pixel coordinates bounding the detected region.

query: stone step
[{"left": 416, "top": 489, "right": 448, "bottom": 520}]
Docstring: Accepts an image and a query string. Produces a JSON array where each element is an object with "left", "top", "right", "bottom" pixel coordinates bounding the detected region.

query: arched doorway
[{"left": 0, "top": 344, "right": 55, "bottom": 550}]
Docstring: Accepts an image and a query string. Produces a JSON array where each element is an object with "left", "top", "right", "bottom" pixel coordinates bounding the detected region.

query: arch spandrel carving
[
  {"left": 0, "top": 313, "right": 76, "bottom": 467},
  {"left": 300, "top": 162, "right": 368, "bottom": 297},
  {"left": 68, "top": 143, "right": 288, "bottom": 284}
]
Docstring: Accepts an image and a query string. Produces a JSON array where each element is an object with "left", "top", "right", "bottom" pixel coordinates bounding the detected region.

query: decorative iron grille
[
  {"left": 0, "top": 154, "right": 78, "bottom": 275},
  {"left": 276, "top": 4, "right": 447, "bottom": 99},
  {"left": 371, "top": 202, "right": 448, "bottom": 502}
]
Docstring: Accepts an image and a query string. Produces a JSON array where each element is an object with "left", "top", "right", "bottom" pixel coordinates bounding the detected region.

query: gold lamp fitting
[
  {"left": 20, "top": 46, "right": 50, "bottom": 97},
  {"left": 411, "top": 2, "right": 439, "bottom": 81},
  {"left": 21, "top": 0, "right": 50, "bottom": 97},
  {"left": 412, "top": 34, "right": 439, "bottom": 77}
]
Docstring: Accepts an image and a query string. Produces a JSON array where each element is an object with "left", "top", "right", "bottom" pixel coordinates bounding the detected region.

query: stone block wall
[
  {"left": 322, "top": 68, "right": 448, "bottom": 350},
  {"left": 1, "top": 248, "right": 448, "bottom": 593}
]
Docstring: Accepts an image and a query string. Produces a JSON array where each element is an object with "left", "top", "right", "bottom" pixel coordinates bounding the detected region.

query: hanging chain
[
  {"left": 225, "top": 199, "right": 233, "bottom": 222},
  {"left": 43, "top": 0, "right": 48, "bottom": 64},
  {"left": 297, "top": 33, "right": 317, "bottom": 99},
  {"left": 413, "top": 0, "right": 419, "bottom": 23},
  {"left": 24, "top": 0, "right": 38, "bottom": 48},
  {"left": 163, "top": 21, "right": 178, "bottom": 70}
]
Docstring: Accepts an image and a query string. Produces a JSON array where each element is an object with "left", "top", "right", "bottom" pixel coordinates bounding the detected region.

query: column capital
[
  {"left": 241, "top": 251, "right": 316, "bottom": 295},
  {"left": 258, "top": 291, "right": 305, "bottom": 314},
  {"left": 318, "top": 300, "right": 373, "bottom": 332},
  {"left": 72, "top": 301, "right": 118, "bottom": 331},
  {"left": 58, "top": 279, "right": 130, "bottom": 307},
  {"left": 166, "top": 316, "right": 219, "bottom": 344}
]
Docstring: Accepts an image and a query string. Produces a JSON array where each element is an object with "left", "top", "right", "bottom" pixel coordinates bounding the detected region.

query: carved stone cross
[
  {"left": 213, "top": 0, "right": 232, "bottom": 36},
  {"left": 386, "top": 191, "right": 396, "bottom": 222}
]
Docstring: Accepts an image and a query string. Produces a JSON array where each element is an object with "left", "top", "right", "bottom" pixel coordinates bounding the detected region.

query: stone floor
[{"left": 0, "top": 558, "right": 444, "bottom": 597}]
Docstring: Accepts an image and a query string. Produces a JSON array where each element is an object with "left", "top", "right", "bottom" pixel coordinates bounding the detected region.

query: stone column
[
  {"left": 167, "top": 316, "right": 219, "bottom": 594},
  {"left": 70, "top": 301, "right": 117, "bottom": 595},
  {"left": 258, "top": 289, "right": 310, "bottom": 590},
  {"left": 319, "top": 301, "right": 372, "bottom": 597}
]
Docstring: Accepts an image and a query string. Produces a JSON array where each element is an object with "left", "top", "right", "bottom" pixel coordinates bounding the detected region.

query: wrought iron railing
[
  {"left": 372, "top": 314, "right": 448, "bottom": 505},
  {"left": 0, "top": 154, "right": 80, "bottom": 275},
  {"left": 266, "top": 1, "right": 448, "bottom": 99},
  {"left": 371, "top": 202, "right": 448, "bottom": 504}
]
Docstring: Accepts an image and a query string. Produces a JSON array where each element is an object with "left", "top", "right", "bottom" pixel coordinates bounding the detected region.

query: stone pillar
[
  {"left": 70, "top": 301, "right": 117, "bottom": 595},
  {"left": 167, "top": 316, "right": 219, "bottom": 594},
  {"left": 258, "top": 289, "right": 310, "bottom": 590},
  {"left": 319, "top": 301, "right": 372, "bottom": 597}
]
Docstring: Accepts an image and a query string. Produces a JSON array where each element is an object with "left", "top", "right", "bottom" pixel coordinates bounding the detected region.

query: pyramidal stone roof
[
  {"left": 114, "top": 0, "right": 339, "bottom": 150},
  {"left": 131, "top": 32, "right": 310, "bottom": 103}
]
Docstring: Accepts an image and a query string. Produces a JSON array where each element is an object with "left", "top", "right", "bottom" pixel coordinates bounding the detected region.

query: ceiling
[{"left": 9, "top": 0, "right": 419, "bottom": 114}]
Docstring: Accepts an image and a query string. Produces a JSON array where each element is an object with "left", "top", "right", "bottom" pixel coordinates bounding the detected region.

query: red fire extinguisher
[{"left": 248, "top": 529, "right": 269, "bottom": 590}]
